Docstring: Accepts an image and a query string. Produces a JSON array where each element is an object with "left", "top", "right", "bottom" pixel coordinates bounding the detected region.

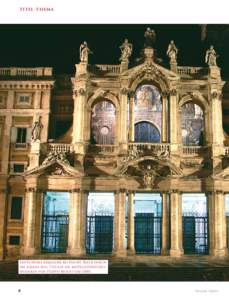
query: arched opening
[
  {"left": 135, "top": 121, "right": 160, "bottom": 143},
  {"left": 91, "top": 100, "right": 116, "bottom": 145},
  {"left": 181, "top": 102, "right": 205, "bottom": 146},
  {"left": 134, "top": 84, "right": 162, "bottom": 143}
]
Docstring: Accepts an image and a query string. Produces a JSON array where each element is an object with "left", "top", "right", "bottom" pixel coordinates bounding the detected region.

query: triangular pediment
[
  {"left": 24, "top": 160, "right": 83, "bottom": 178},
  {"left": 121, "top": 61, "right": 179, "bottom": 81}
]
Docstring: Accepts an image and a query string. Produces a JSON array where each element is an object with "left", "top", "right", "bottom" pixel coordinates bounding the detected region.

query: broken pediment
[{"left": 24, "top": 160, "right": 83, "bottom": 178}]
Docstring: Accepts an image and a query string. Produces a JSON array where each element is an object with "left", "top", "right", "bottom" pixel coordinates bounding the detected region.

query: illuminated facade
[{"left": 1, "top": 30, "right": 229, "bottom": 260}]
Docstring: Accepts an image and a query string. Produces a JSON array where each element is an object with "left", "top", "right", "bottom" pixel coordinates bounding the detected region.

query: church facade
[{"left": 0, "top": 29, "right": 229, "bottom": 260}]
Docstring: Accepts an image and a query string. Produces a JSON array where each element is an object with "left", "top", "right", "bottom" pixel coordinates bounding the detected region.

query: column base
[
  {"left": 20, "top": 247, "right": 39, "bottom": 256},
  {"left": 66, "top": 247, "right": 86, "bottom": 257},
  {"left": 169, "top": 249, "right": 184, "bottom": 257},
  {"left": 161, "top": 249, "right": 169, "bottom": 256},
  {"left": 210, "top": 248, "right": 228, "bottom": 257},
  {"left": 112, "top": 249, "right": 127, "bottom": 257},
  {"left": 127, "top": 249, "right": 135, "bottom": 256}
]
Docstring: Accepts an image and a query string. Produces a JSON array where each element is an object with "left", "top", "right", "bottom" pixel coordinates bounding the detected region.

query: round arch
[{"left": 134, "top": 121, "right": 161, "bottom": 143}]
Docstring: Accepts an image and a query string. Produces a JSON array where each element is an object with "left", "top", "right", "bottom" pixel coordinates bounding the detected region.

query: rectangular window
[
  {"left": 19, "top": 95, "right": 30, "bottom": 104},
  {"left": 16, "top": 127, "right": 27, "bottom": 143},
  {"left": 11, "top": 196, "right": 23, "bottom": 219},
  {"left": 9, "top": 236, "right": 20, "bottom": 245},
  {"left": 13, "top": 164, "right": 25, "bottom": 173}
]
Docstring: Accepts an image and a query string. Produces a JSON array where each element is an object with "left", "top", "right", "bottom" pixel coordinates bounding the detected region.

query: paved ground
[{"left": 1, "top": 255, "right": 229, "bottom": 281}]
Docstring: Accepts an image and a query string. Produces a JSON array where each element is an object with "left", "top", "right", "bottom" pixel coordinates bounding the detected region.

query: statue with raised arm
[
  {"left": 167, "top": 40, "right": 178, "bottom": 64},
  {"left": 205, "top": 45, "right": 217, "bottom": 66},
  {"left": 79, "top": 41, "right": 93, "bottom": 63},
  {"left": 144, "top": 27, "right": 156, "bottom": 48},
  {"left": 31, "top": 117, "right": 43, "bottom": 142},
  {"left": 119, "top": 39, "right": 133, "bottom": 62}
]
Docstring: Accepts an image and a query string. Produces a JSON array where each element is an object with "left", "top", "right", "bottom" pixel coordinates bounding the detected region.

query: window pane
[
  {"left": 9, "top": 236, "right": 20, "bottom": 245},
  {"left": 11, "top": 197, "right": 22, "bottom": 219}
]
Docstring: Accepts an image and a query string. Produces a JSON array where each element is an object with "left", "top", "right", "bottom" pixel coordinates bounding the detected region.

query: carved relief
[{"left": 42, "top": 150, "right": 70, "bottom": 166}]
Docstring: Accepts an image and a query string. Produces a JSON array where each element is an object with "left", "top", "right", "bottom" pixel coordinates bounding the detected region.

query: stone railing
[
  {"left": 89, "top": 64, "right": 120, "bottom": 75},
  {"left": 128, "top": 142, "right": 170, "bottom": 153},
  {"left": 177, "top": 67, "right": 206, "bottom": 76},
  {"left": 87, "top": 144, "right": 118, "bottom": 154},
  {"left": 182, "top": 146, "right": 208, "bottom": 156},
  {"left": 0, "top": 67, "right": 53, "bottom": 77},
  {"left": 46, "top": 143, "right": 74, "bottom": 153}
]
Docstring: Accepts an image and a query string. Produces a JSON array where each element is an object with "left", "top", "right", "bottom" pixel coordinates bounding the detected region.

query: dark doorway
[
  {"left": 87, "top": 215, "right": 114, "bottom": 254},
  {"left": 135, "top": 213, "right": 162, "bottom": 254}
]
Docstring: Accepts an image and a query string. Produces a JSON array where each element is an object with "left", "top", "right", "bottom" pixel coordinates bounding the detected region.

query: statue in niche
[
  {"left": 31, "top": 117, "right": 43, "bottom": 142},
  {"left": 166, "top": 40, "right": 178, "bottom": 64},
  {"left": 79, "top": 41, "right": 93, "bottom": 63},
  {"left": 144, "top": 27, "right": 156, "bottom": 48},
  {"left": 143, "top": 165, "right": 155, "bottom": 188},
  {"left": 119, "top": 39, "right": 133, "bottom": 62},
  {"left": 205, "top": 45, "right": 217, "bottom": 66}
]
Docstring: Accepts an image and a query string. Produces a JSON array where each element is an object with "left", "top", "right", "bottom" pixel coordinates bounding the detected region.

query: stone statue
[
  {"left": 143, "top": 165, "right": 155, "bottom": 188},
  {"left": 144, "top": 27, "right": 156, "bottom": 48},
  {"left": 31, "top": 117, "right": 42, "bottom": 142},
  {"left": 166, "top": 40, "right": 178, "bottom": 64},
  {"left": 119, "top": 39, "right": 133, "bottom": 62},
  {"left": 205, "top": 45, "right": 217, "bottom": 66},
  {"left": 79, "top": 41, "right": 93, "bottom": 63}
]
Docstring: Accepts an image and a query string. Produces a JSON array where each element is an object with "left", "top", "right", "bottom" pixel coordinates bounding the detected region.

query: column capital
[
  {"left": 169, "top": 88, "right": 178, "bottom": 96},
  {"left": 162, "top": 91, "right": 169, "bottom": 98},
  {"left": 120, "top": 87, "right": 129, "bottom": 95},
  {"left": 128, "top": 90, "right": 135, "bottom": 98}
]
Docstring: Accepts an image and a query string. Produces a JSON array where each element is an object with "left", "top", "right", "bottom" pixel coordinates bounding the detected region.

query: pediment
[
  {"left": 213, "top": 166, "right": 229, "bottom": 179},
  {"left": 24, "top": 160, "right": 83, "bottom": 178},
  {"left": 122, "top": 61, "right": 179, "bottom": 81}
]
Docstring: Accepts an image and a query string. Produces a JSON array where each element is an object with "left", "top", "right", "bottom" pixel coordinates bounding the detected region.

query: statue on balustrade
[
  {"left": 144, "top": 27, "right": 156, "bottom": 48},
  {"left": 31, "top": 117, "right": 43, "bottom": 142},
  {"left": 166, "top": 40, "right": 178, "bottom": 64},
  {"left": 205, "top": 45, "right": 217, "bottom": 66},
  {"left": 79, "top": 41, "right": 93, "bottom": 63},
  {"left": 119, "top": 39, "right": 133, "bottom": 62}
]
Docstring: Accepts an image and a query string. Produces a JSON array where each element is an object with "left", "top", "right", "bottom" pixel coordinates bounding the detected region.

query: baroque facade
[{"left": 1, "top": 29, "right": 229, "bottom": 260}]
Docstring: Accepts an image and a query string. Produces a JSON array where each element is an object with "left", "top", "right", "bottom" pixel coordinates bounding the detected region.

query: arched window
[
  {"left": 91, "top": 100, "right": 116, "bottom": 145},
  {"left": 135, "top": 122, "right": 160, "bottom": 143},
  {"left": 181, "top": 102, "right": 204, "bottom": 146},
  {"left": 134, "top": 84, "right": 162, "bottom": 143}
]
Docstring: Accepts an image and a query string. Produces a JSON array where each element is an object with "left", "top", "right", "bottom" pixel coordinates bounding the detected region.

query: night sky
[{"left": 0, "top": 24, "right": 228, "bottom": 77}]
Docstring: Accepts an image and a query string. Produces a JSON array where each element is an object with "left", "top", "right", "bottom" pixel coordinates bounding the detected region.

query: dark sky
[{"left": 0, "top": 24, "right": 228, "bottom": 76}]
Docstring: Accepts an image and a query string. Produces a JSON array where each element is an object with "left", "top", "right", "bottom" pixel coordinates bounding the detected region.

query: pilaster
[
  {"left": 0, "top": 178, "right": 8, "bottom": 260},
  {"left": 119, "top": 88, "right": 129, "bottom": 152},
  {"left": 169, "top": 191, "right": 183, "bottom": 257},
  {"left": 169, "top": 89, "right": 179, "bottom": 152},
  {"left": 208, "top": 191, "right": 227, "bottom": 257},
  {"left": 67, "top": 190, "right": 87, "bottom": 256},
  {"left": 161, "top": 192, "right": 170, "bottom": 255},
  {"left": 127, "top": 192, "right": 135, "bottom": 255},
  {"left": 113, "top": 190, "right": 127, "bottom": 257},
  {"left": 129, "top": 91, "right": 135, "bottom": 142}
]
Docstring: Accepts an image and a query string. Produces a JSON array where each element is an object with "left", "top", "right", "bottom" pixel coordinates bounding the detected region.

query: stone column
[
  {"left": 127, "top": 192, "right": 135, "bottom": 255},
  {"left": 0, "top": 179, "right": 7, "bottom": 260},
  {"left": 119, "top": 88, "right": 129, "bottom": 152},
  {"left": 21, "top": 188, "right": 39, "bottom": 256},
  {"left": 169, "top": 191, "right": 183, "bottom": 257},
  {"left": 208, "top": 192, "right": 227, "bottom": 257},
  {"left": 129, "top": 91, "right": 135, "bottom": 142},
  {"left": 113, "top": 190, "right": 127, "bottom": 257},
  {"left": 161, "top": 193, "right": 170, "bottom": 255},
  {"left": 169, "top": 89, "right": 178, "bottom": 150},
  {"left": 162, "top": 92, "right": 168, "bottom": 143},
  {"left": 34, "top": 90, "right": 42, "bottom": 109},
  {"left": 67, "top": 190, "right": 87, "bottom": 256},
  {"left": 72, "top": 88, "right": 86, "bottom": 154},
  {"left": 1, "top": 115, "right": 12, "bottom": 174},
  {"left": 211, "top": 91, "right": 224, "bottom": 156}
]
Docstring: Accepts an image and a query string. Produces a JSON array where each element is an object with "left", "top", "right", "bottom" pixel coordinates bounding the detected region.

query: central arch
[{"left": 134, "top": 121, "right": 160, "bottom": 143}]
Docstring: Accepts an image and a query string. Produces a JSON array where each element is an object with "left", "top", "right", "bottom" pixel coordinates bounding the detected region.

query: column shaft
[
  {"left": 67, "top": 191, "right": 87, "bottom": 256},
  {"left": 129, "top": 96, "right": 135, "bottom": 142},
  {"left": 169, "top": 192, "right": 183, "bottom": 257},
  {"left": 127, "top": 192, "right": 135, "bottom": 254},
  {"left": 21, "top": 189, "right": 39, "bottom": 256},
  {"left": 208, "top": 192, "right": 227, "bottom": 256},
  {"left": 113, "top": 191, "right": 127, "bottom": 256},
  {"left": 162, "top": 95, "right": 167, "bottom": 143},
  {"left": 169, "top": 92, "right": 178, "bottom": 146},
  {"left": 0, "top": 183, "right": 7, "bottom": 260},
  {"left": 161, "top": 193, "right": 169, "bottom": 255}
]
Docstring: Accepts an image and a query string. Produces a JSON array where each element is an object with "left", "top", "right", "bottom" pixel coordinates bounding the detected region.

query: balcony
[
  {"left": 87, "top": 144, "right": 119, "bottom": 155},
  {"left": 182, "top": 146, "right": 208, "bottom": 156},
  {"left": 177, "top": 66, "right": 207, "bottom": 78},
  {"left": 88, "top": 64, "right": 120, "bottom": 76},
  {"left": 0, "top": 67, "right": 53, "bottom": 78}
]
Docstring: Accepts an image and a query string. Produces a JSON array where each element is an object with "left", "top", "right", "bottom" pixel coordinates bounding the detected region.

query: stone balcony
[
  {"left": 88, "top": 64, "right": 121, "bottom": 76},
  {"left": 177, "top": 66, "right": 207, "bottom": 78},
  {"left": 0, "top": 67, "right": 53, "bottom": 78}
]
